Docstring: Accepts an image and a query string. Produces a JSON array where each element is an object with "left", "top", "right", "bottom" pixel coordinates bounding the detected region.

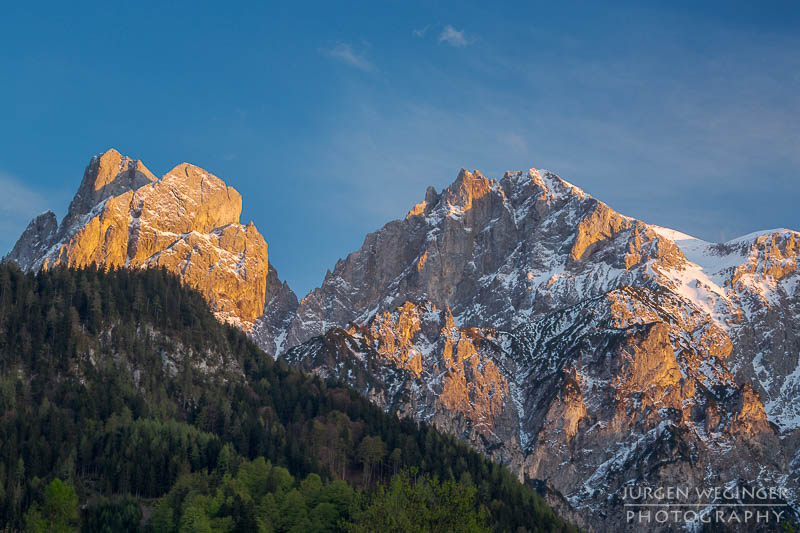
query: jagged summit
[
  {"left": 268, "top": 165, "right": 797, "bottom": 354},
  {"left": 133, "top": 162, "right": 243, "bottom": 234},
  {"left": 5, "top": 211, "right": 59, "bottom": 270},
  {"left": 264, "top": 166, "right": 687, "bottom": 353},
  {"left": 5, "top": 149, "right": 290, "bottom": 330},
  {"left": 268, "top": 166, "right": 799, "bottom": 531},
  {"left": 67, "top": 148, "right": 157, "bottom": 222}
]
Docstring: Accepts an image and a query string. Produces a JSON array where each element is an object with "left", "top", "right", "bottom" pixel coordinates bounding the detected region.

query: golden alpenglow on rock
[{"left": 6, "top": 149, "right": 270, "bottom": 329}]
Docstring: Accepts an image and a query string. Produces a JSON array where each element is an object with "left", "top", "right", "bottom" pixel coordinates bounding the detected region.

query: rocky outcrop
[
  {"left": 287, "top": 287, "right": 796, "bottom": 531},
  {"left": 275, "top": 168, "right": 799, "bottom": 531},
  {"left": 650, "top": 227, "right": 800, "bottom": 439},
  {"left": 63, "top": 149, "right": 158, "bottom": 228},
  {"left": 5, "top": 149, "right": 289, "bottom": 329},
  {"left": 4, "top": 211, "right": 58, "bottom": 268},
  {"left": 273, "top": 169, "right": 687, "bottom": 351},
  {"left": 285, "top": 300, "right": 520, "bottom": 462},
  {"left": 251, "top": 264, "right": 300, "bottom": 355}
]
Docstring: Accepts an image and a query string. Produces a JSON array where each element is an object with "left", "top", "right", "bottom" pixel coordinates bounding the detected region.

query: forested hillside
[{"left": 0, "top": 264, "right": 576, "bottom": 532}]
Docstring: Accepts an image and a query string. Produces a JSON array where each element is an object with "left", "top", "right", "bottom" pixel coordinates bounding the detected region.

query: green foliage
[
  {"left": 44, "top": 478, "right": 79, "bottom": 528},
  {"left": 23, "top": 478, "right": 79, "bottom": 532},
  {"left": 357, "top": 435, "right": 385, "bottom": 485},
  {"left": 23, "top": 505, "right": 48, "bottom": 533},
  {"left": 82, "top": 496, "right": 142, "bottom": 533},
  {"left": 346, "top": 470, "right": 489, "bottom": 533},
  {"left": 152, "top": 456, "right": 488, "bottom": 533},
  {"left": 0, "top": 264, "right": 577, "bottom": 532},
  {"left": 150, "top": 456, "right": 356, "bottom": 533},
  {"left": 780, "top": 519, "right": 798, "bottom": 532}
]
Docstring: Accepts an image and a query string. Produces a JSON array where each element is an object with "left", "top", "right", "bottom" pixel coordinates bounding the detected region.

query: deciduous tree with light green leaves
[{"left": 24, "top": 478, "right": 78, "bottom": 533}]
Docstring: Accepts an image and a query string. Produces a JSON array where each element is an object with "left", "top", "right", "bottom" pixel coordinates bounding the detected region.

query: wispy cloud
[
  {"left": 324, "top": 42, "right": 375, "bottom": 72},
  {"left": 0, "top": 171, "right": 49, "bottom": 219},
  {"left": 439, "top": 25, "right": 470, "bottom": 47},
  {"left": 412, "top": 25, "right": 430, "bottom": 38},
  {"left": 296, "top": 23, "right": 800, "bottom": 253},
  {"left": 0, "top": 171, "right": 53, "bottom": 255}
]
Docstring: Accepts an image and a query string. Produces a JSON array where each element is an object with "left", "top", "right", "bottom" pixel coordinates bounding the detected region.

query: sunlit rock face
[
  {"left": 284, "top": 300, "right": 520, "bottom": 464},
  {"left": 287, "top": 288, "right": 795, "bottom": 531},
  {"left": 5, "top": 149, "right": 285, "bottom": 329},
  {"left": 8, "top": 156, "right": 800, "bottom": 530},
  {"left": 277, "top": 168, "right": 800, "bottom": 531},
  {"left": 273, "top": 168, "right": 687, "bottom": 353}
]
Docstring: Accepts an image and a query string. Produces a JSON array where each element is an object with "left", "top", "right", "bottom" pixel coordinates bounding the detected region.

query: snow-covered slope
[
  {"left": 650, "top": 225, "right": 800, "bottom": 434},
  {"left": 276, "top": 168, "right": 799, "bottom": 531},
  {"left": 273, "top": 169, "right": 684, "bottom": 348}
]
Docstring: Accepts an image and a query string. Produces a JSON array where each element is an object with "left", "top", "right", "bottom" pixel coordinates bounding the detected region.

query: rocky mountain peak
[
  {"left": 133, "top": 162, "right": 243, "bottom": 235},
  {"left": 267, "top": 167, "right": 694, "bottom": 353},
  {"left": 444, "top": 168, "right": 494, "bottom": 212},
  {"left": 727, "top": 229, "right": 799, "bottom": 288},
  {"left": 66, "top": 148, "right": 157, "bottom": 222},
  {"left": 5, "top": 150, "right": 289, "bottom": 330},
  {"left": 499, "top": 168, "right": 587, "bottom": 205},
  {"left": 3, "top": 211, "right": 59, "bottom": 269},
  {"left": 405, "top": 186, "right": 440, "bottom": 219},
  {"left": 267, "top": 166, "right": 799, "bottom": 530}
]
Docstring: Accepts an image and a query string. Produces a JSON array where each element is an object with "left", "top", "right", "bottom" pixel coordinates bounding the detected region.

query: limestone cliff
[
  {"left": 276, "top": 167, "right": 800, "bottom": 531},
  {"left": 5, "top": 149, "right": 289, "bottom": 330},
  {"left": 286, "top": 300, "right": 519, "bottom": 461},
  {"left": 287, "top": 288, "right": 795, "bottom": 531},
  {"left": 272, "top": 168, "right": 688, "bottom": 351}
]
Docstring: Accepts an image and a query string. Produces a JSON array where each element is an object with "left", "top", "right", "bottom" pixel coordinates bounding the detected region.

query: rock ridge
[{"left": 5, "top": 149, "right": 290, "bottom": 330}]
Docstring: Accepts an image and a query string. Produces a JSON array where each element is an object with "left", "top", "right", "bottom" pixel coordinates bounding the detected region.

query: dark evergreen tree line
[{"left": 0, "top": 263, "right": 577, "bottom": 532}]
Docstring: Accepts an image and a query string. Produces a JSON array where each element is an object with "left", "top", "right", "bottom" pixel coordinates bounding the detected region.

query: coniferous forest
[{"left": 0, "top": 263, "right": 578, "bottom": 532}]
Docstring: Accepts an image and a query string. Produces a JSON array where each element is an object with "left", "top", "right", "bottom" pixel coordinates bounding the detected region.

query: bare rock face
[
  {"left": 287, "top": 288, "right": 796, "bottom": 531},
  {"left": 277, "top": 168, "right": 800, "bottom": 531},
  {"left": 5, "top": 149, "right": 285, "bottom": 329},
  {"left": 251, "top": 264, "right": 300, "bottom": 355},
  {"left": 4, "top": 211, "right": 58, "bottom": 268},
  {"left": 275, "top": 169, "right": 686, "bottom": 351},
  {"left": 285, "top": 300, "right": 521, "bottom": 464},
  {"left": 64, "top": 149, "right": 158, "bottom": 223}
]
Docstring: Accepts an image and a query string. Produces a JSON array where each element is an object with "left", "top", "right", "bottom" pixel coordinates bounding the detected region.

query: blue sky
[{"left": 1, "top": 1, "right": 798, "bottom": 296}]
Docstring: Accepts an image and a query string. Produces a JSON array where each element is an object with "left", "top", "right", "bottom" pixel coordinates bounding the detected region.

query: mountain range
[{"left": 7, "top": 149, "right": 799, "bottom": 531}]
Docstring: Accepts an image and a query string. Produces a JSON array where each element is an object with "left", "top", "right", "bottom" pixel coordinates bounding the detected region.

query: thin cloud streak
[
  {"left": 0, "top": 171, "right": 54, "bottom": 256},
  {"left": 299, "top": 27, "right": 800, "bottom": 256},
  {"left": 0, "top": 171, "right": 49, "bottom": 219},
  {"left": 324, "top": 43, "right": 375, "bottom": 72},
  {"left": 412, "top": 25, "right": 430, "bottom": 37}
]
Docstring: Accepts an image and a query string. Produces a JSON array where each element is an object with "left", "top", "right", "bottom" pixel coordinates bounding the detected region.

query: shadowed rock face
[
  {"left": 5, "top": 211, "right": 58, "bottom": 269},
  {"left": 272, "top": 169, "right": 687, "bottom": 354},
  {"left": 250, "top": 264, "right": 300, "bottom": 356},
  {"left": 5, "top": 149, "right": 287, "bottom": 329},
  {"left": 275, "top": 168, "right": 799, "bottom": 531}
]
